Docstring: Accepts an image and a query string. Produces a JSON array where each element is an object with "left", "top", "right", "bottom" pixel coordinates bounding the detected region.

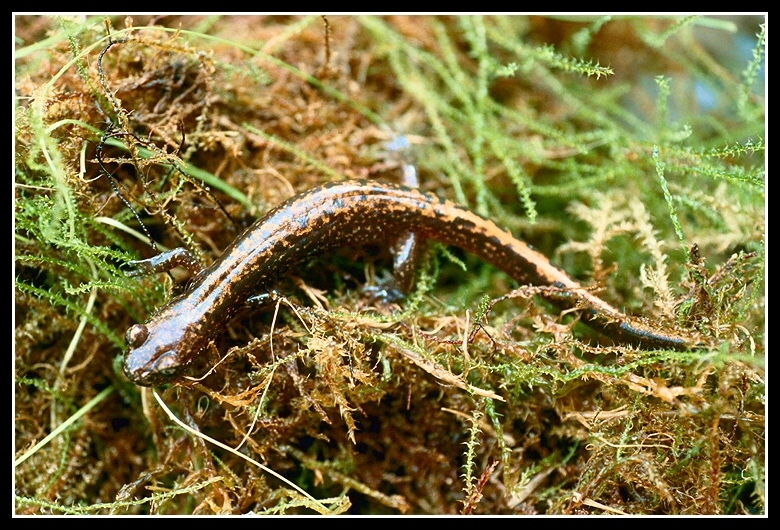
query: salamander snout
[{"left": 122, "top": 323, "right": 186, "bottom": 386}]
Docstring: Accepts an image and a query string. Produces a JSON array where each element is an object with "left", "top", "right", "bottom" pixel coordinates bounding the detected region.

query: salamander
[{"left": 122, "top": 179, "right": 694, "bottom": 386}]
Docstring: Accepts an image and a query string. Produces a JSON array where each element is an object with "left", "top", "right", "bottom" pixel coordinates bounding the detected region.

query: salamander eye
[{"left": 125, "top": 324, "right": 149, "bottom": 348}]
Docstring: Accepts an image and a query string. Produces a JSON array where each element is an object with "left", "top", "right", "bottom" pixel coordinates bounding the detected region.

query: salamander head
[{"left": 122, "top": 311, "right": 207, "bottom": 386}]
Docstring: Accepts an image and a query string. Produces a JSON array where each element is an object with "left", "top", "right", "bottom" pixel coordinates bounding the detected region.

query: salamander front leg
[
  {"left": 125, "top": 248, "right": 203, "bottom": 277},
  {"left": 245, "top": 290, "right": 283, "bottom": 308}
]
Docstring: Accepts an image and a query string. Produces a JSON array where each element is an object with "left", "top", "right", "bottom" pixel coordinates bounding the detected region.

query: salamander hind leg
[{"left": 361, "top": 232, "right": 426, "bottom": 303}]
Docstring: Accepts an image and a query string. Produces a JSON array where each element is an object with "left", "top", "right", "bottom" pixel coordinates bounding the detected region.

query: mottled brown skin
[{"left": 123, "top": 180, "right": 693, "bottom": 386}]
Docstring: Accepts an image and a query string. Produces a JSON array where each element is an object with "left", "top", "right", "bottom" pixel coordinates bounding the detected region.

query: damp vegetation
[{"left": 14, "top": 15, "right": 765, "bottom": 515}]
